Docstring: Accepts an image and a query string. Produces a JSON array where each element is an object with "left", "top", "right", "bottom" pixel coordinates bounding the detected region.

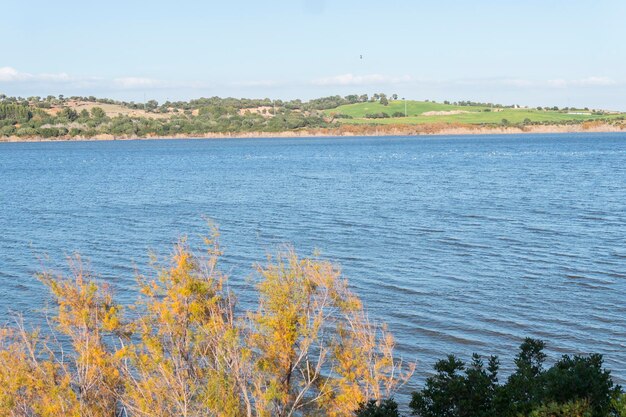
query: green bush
[
  {"left": 0, "top": 125, "right": 16, "bottom": 136},
  {"left": 410, "top": 339, "right": 620, "bottom": 417},
  {"left": 528, "top": 400, "right": 592, "bottom": 417},
  {"left": 365, "top": 112, "right": 390, "bottom": 119}
]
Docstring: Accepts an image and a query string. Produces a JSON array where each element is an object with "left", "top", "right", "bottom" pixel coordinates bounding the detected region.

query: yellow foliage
[
  {"left": 0, "top": 227, "right": 414, "bottom": 417},
  {"left": 34, "top": 254, "right": 124, "bottom": 417},
  {"left": 249, "top": 250, "right": 414, "bottom": 417},
  {"left": 0, "top": 326, "right": 81, "bottom": 417}
]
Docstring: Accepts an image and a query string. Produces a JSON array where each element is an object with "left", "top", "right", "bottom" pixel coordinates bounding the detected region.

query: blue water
[{"left": 1, "top": 133, "right": 625, "bottom": 391}]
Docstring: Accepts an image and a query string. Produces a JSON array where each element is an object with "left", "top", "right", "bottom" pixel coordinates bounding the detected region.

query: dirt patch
[
  {"left": 238, "top": 106, "right": 274, "bottom": 117},
  {"left": 43, "top": 101, "right": 172, "bottom": 119}
]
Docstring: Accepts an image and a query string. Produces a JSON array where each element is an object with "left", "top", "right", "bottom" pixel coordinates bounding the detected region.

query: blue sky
[{"left": 2, "top": 0, "right": 625, "bottom": 109}]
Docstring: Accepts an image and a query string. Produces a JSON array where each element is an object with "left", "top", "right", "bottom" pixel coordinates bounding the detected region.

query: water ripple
[{"left": 1, "top": 133, "right": 625, "bottom": 392}]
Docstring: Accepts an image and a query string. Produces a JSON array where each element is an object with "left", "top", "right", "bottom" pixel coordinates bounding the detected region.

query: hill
[
  {"left": 325, "top": 100, "right": 625, "bottom": 125},
  {"left": 46, "top": 100, "right": 172, "bottom": 119},
  {"left": 1, "top": 94, "right": 625, "bottom": 140}
]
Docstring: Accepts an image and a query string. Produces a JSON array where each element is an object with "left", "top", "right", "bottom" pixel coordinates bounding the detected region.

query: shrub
[
  {"left": 365, "top": 112, "right": 390, "bottom": 119},
  {"left": 0, "top": 125, "right": 16, "bottom": 136},
  {"left": 0, "top": 228, "right": 415, "bottom": 417},
  {"left": 528, "top": 400, "right": 592, "bottom": 417},
  {"left": 411, "top": 338, "right": 620, "bottom": 417},
  {"left": 410, "top": 354, "right": 498, "bottom": 417},
  {"left": 543, "top": 354, "right": 618, "bottom": 417},
  {"left": 16, "top": 127, "right": 38, "bottom": 137},
  {"left": 356, "top": 398, "right": 401, "bottom": 417}
]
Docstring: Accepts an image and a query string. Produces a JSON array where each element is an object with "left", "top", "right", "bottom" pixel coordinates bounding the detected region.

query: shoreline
[{"left": 1, "top": 122, "right": 624, "bottom": 143}]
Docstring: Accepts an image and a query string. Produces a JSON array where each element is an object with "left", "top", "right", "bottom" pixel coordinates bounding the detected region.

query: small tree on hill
[{"left": 90, "top": 107, "right": 106, "bottom": 119}]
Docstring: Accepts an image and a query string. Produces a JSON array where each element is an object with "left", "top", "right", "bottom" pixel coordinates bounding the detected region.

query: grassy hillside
[
  {"left": 326, "top": 100, "right": 487, "bottom": 117},
  {"left": 2, "top": 94, "right": 625, "bottom": 140},
  {"left": 325, "top": 100, "right": 625, "bottom": 125}
]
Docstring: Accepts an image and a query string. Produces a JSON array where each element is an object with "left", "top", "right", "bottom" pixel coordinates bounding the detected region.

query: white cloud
[
  {"left": 0, "top": 67, "right": 25, "bottom": 81},
  {"left": 548, "top": 76, "right": 616, "bottom": 88},
  {"left": 311, "top": 73, "right": 412, "bottom": 86},
  {"left": 0, "top": 67, "right": 167, "bottom": 90},
  {"left": 0, "top": 66, "right": 73, "bottom": 83}
]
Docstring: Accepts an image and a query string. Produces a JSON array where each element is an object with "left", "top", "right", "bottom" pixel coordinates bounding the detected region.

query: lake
[{"left": 1, "top": 133, "right": 625, "bottom": 391}]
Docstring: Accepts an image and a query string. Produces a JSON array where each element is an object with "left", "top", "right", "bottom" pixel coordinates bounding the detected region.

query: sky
[{"left": 2, "top": 0, "right": 626, "bottom": 109}]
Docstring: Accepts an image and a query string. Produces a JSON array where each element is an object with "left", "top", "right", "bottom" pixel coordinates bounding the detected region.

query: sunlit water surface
[{"left": 1, "top": 133, "right": 625, "bottom": 397}]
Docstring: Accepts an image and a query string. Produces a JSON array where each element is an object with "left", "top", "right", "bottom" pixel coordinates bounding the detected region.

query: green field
[{"left": 325, "top": 100, "right": 625, "bottom": 125}]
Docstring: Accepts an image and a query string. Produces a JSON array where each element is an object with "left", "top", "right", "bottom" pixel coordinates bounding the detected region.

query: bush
[
  {"left": 38, "top": 127, "right": 61, "bottom": 138},
  {"left": 528, "top": 400, "right": 592, "bottom": 417},
  {"left": 410, "top": 354, "right": 498, "bottom": 417},
  {"left": 90, "top": 107, "right": 106, "bottom": 119},
  {"left": 57, "top": 107, "right": 78, "bottom": 122},
  {"left": 356, "top": 398, "right": 401, "bottom": 417},
  {"left": 543, "top": 354, "right": 618, "bottom": 417},
  {"left": 69, "top": 128, "right": 83, "bottom": 137},
  {"left": 365, "top": 112, "right": 390, "bottom": 119},
  {"left": 613, "top": 393, "right": 626, "bottom": 417},
  {"left": 411, "top": 338, "right": 620, "bottom": 417},
  {"left": 0, "top": 229, "right": 415, "bottom": 417},
  {"left": 0, "top": 125, "right": 16, "bottom": 136},
  {"left": 16, "top": 127, "right": 38, "bottom": 137},
  {"left": 332, "top": 113, "right": 354, "bottom": 119}
]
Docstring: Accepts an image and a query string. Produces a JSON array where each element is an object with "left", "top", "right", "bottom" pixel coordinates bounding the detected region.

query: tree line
[
  {"left": 0, "top": 103, "right": 329, "bottom": 139},
  {"left": 0, "top": 93, "right": 623, "bottom": 139},
  {"left": 0, "top": 103, "right": 32, "bottom": 123},
  {"left": 0, "top": 93, "right": 398, "bottom": 113}
]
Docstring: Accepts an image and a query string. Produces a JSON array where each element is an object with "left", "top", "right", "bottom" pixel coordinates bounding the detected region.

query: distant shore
[{"left": 1, "top": 122, "right": 624, "bottom": 143}]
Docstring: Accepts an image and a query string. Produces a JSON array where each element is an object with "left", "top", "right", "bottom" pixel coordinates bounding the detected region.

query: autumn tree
[
  {"left": 121, "top": 229, "right": 249, "bottom": 417},
  {"left": 0, "top": 228, "right": 414, "bottom": 417},
  {"left": 38, "top": 255, "right": 125, "bottom": 417},
  {"left": 249, "top": 251, "right": 414, "bottom": 417},
  {"left": 0, "top": 324, "right": 81, "bottom": 417}
]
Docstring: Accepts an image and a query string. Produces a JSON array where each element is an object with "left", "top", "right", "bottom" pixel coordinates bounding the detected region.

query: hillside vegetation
[
  {"left": 325, "top": 100, "right": 626, "bottom": 125},
  {"left": 0, "top": 93, "right": 624, "bottom": 140}
]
